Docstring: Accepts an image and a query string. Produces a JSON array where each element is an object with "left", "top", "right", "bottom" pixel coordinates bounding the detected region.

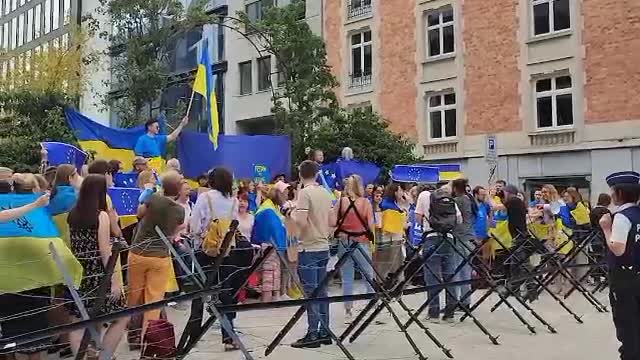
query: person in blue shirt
[
  {"left": 472, "top": 185, "right": 492, "bottom": 242},
  {"left": 134, "top": 116, "right": 189, "bottom": 158},
  {"left": 529, "top": 189, "right": 543, "bottom": 208}
]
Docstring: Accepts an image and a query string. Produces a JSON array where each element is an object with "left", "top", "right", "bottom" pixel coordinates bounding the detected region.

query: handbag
[{"left": 141, "top": 319, "right": 176, "bottom": 359}]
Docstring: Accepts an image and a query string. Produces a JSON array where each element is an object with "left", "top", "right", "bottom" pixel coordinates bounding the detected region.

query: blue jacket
[{"left": 47, "top": 185, "right": 77, "bottom": 216}]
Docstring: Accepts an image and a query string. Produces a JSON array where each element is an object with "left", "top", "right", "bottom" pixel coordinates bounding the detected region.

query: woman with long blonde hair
[{"left": 331, "top": 174, "right": 375, "bottom": 321}]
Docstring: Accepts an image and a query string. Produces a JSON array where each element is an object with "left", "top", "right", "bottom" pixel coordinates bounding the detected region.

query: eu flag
[
  {"left": 391, "top": 165, "right": 440, "bottom": 183},
  {"left": 108, "top": 187, "right": 141, "bottom": 216},
  {"left": 321, "top": 159, "right": 381, "bottom": 190},
  {"left": 192, "top": 39, "right": 219, "bottom": 149},
  {"left": 41, "top": 142, "right": 87, "bottom": 171}
]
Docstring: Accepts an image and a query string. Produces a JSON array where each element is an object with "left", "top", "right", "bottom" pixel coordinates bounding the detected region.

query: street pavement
[{"left": 116, "top": 284, "right": 618, "bottom": 360}]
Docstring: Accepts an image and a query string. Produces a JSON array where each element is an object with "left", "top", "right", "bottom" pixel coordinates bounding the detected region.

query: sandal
[{"left": 224, "top": 342, "right": 241, "bottom": 352}]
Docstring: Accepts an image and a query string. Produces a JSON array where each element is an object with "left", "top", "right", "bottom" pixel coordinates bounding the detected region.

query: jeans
[
  {"left": 337, "top": 239, "right": 375, "bottom": 311},
  {"left": 454, "top": 241, "right": 473, "bottom": 307},
  {"left": 298, "top": 250, "right": 330, "bottom": 335},
  {"left": 423, "top": 235, "right": 458, "bottom": 318}
]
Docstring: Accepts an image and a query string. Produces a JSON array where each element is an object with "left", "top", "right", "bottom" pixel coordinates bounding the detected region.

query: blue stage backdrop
[{"left": 177, "top": 131, "right": 291, "bottom": 180}]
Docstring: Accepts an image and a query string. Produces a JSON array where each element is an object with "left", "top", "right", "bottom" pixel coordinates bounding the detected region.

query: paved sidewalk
[{"left": 115, "top": 286, "right": 618, "bottom": 360}]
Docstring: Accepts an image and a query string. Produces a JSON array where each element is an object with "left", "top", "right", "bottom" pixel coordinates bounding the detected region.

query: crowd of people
[{"left": 0, "top": 143, "right": 636, "bottom": 358}]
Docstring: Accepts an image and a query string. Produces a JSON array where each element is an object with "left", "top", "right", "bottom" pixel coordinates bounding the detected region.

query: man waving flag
[{"left": 192, "top": 39, "right": 220, "bottom": 149}]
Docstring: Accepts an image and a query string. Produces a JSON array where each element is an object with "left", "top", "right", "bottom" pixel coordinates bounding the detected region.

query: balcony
[
  {"left": 347, "top": 2, "right": 372, "bottom": 20},
  {"left": 349, "top": 73, "right": 372, "bottom": 89}
]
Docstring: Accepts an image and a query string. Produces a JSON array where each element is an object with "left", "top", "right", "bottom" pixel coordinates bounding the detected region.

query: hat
[
  {"left": 606, "top": 171, "right": 640, "bottom": 187},
  {"left": 503, "top": 184, "right": 519, "bottom": 196},
  {"left": 273, "top": 181, "right": 290, "bottom": 193},
  {"left": 133, "top": 157, "right": 148, "bottom": 166}
]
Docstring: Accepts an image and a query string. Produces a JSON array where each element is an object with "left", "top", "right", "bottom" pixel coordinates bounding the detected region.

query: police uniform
[{"left": 605, "top": 171, "right": 640, "bottom": 360}]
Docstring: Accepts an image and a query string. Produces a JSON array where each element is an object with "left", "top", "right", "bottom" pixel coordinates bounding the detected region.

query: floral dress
[{"left": 66, "top": 225, "right": 125, "bottom": 317}]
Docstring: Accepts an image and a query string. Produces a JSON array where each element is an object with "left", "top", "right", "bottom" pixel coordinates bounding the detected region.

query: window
[
  {"left": 427, "top": 92, "right": 456, "bottom": 139},
  {"left": 347, "top": 0, "right": 372, "bottom": 19},
  {"left": 10, "top": 17, "right": 16, "bottom": 49},
  {"left": 535, "top": 75, "right": 573, "bottom": 129},
  {"left": 34, "top": 4, "right": 41, "bottom": 38},
  {"left": 17, "top": 12, "right": 24, "bottom": 47},
  {"left": 239, "top": 61, "right": 252, "bottom": 95},
  {"left": 26, "top": 8, "right": 32, "bottom": 42},
  {"left": 257, "top": 56, "right": 271, "bottom": 91},
  {"left": 350, "top": 30, "right": 372, "bottom": 88},
  {"left": 426, "top": 7, "right": 454, "bottom": 58},
  {"left": 63, "top": 0, "right": 70, "bottom": 25},
  {"left": 44, "top": 0, "right": 50, "bottom": 33},
  {"left": 2, "top": 23, "right": 8, "bottom": 50},
  {"left": 533, "top": 0, "right": 570, "bottom": 36},
  {"left": 245, "top": 0, "right": 274, "bottom": 23},
  {"left": 52, "top": 0, "right": 59, "bottom": 30}
]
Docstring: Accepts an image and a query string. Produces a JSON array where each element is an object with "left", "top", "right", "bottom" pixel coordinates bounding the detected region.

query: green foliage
[
  {"left": 237, "top": 0, "right": 419, "bottom": 174},
  {"left": 0, "top": 90, "right": 77, "bottom": 172},
  {"left": 310, "top": 108, "right": 419, "bottom": 174},
  {"left": 102, "top": 0, "right": 218, "bottom": 127}
]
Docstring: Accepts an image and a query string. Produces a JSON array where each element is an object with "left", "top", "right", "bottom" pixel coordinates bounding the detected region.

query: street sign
[{"left": 486, "top": 135, "right": 497, "bottom": 163}]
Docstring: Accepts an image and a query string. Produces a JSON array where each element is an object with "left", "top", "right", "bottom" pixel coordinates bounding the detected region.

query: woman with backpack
[
  {"left": 331, "top": 175, "right": 375, "bottom": 322},
  {"left": 189, "top": 167, "right": 253, "bottom": 351}
]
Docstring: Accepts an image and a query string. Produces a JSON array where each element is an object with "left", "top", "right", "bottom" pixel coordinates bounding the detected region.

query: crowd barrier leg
[
  {"left": 341, "top": 239, "right": 438, "bottom": 340},
  {"left": 492, "top": 232, "right": 581, "bottom": 325},
  {"left": 155, "top": 224, "right": 256, "bottom": 360},
  {"left": 530, "top": 231, "right": 608, "bottom": 312},
  {"left": 49, "top": 243, "right": 104, "bottom": 352},
  {"left": 473, "top": 234, "right": 557, "bottom": 333},
  {"left": 455, "top": 238, "right": 538, "bottom": 334},
  {"left": 346, "top": 241, "right": 430, "bottom": 360},
  {"left": 74, "top": 242, "right": 125, "bottom": 360},
  {"left": 264, "top": 241, "right": 359, "bottom": 359},
  {"left": 345, "top": 238, "right": 454, "bottom": 358}
]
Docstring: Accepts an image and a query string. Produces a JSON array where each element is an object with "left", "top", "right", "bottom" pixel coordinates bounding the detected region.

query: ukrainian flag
[
  {"left": 380, "top": 198, "right": 407, "bottom": 235},
  {"left": 0, "top": 193, "right": 83, "bottom": 293},
  {"left": 192, "top": 39, "right": 219, "bottom": 149},
  {"left": 65, "top": 109, "right": 166, "bottom": 172}
]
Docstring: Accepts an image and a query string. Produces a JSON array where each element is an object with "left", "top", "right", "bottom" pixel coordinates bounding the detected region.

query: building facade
[
  {"left": 323, "top": 0, "right": 640, "bottom": 200},
  {"left": 0, "top": 0, "right": 77, "bottom": 84},
  {"left": 224, "top": 0, "right": 322, "bottom": 135}
]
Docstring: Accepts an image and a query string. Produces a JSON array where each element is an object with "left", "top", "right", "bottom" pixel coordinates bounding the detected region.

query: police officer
[{"left": 599, "top": 171, "right": 640, "bottom": 360}]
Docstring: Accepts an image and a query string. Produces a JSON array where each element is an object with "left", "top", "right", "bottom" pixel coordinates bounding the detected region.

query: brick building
[{"left": 324, "top": 0, "right": 640, "bottom": 199}]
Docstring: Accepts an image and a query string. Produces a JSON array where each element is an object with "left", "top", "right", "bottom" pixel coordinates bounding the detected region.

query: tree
[
  {"left": 311, "top": 108, "right": 419, "bottom": 173},
  {"left": 237, "top": 1, "right": 419, "bottom": 172},
  {"left": 0, "top": 26, "right": 97, "bottom": 97},
  {"left": 102, "top": 0, "right": 217, "bottom": 128},
  {"left": 0, "top": 90, "right": 78, "bottom": 172}
]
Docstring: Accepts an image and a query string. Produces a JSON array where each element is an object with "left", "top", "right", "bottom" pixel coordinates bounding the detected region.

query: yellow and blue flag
[
  {"left": 65, "top": 109, "right": 166, "bottom": 172},
  {"left": 0, "top": 193, "right": 83, "bottom": 293},
  {"left": 192, "top": 39, "right": 219, "bottom": 149}
]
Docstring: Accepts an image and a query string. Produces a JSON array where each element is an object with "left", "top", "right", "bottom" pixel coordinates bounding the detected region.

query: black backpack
[{"left": 429, "top": 189, "right": 458, "bottom": 233}]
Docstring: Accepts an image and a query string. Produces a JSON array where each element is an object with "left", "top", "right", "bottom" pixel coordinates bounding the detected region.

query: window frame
[
  {"left": 238, "top": 60, "right": 253, "bottom": 95},
  {"left": 425, "top": 6, "right": 455, "bottom": 59},
  {"left": 349, "top": 29, "right": 372, "bottom": 88},
  {"left": 534, "top": 74, "right": 574, "bottom": 131},
  {"left": 531, "top": 0, "right": 571, "bottom": 37},
  {"left": 426, "top": 92, "right": 457, "bottom": 141},
  {"left": 256, "top": 55, "right": 271, "bottom": 92}
]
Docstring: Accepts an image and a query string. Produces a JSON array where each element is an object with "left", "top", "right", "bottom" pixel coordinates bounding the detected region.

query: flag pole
[{"left": 186, "top": 88, "right": 197, "bottom": 115}]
